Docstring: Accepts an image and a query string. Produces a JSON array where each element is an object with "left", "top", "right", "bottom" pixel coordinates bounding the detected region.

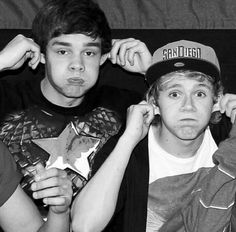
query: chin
[
  {"left": 177, "top": 129, "right": 201, "bottom": 140},
  {"left": 179, "top": 136, "right": 199, "bottom": 141},
  {"left": 63, "top": 91, "right": 85, "bottom": 98}
]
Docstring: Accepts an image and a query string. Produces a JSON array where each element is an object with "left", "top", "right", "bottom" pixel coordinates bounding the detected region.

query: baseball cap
[{"left": 145, "top": 40, "right": 221, "bottom": 85}]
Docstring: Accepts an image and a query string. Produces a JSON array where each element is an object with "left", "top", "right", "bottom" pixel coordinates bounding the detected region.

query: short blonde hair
[{"left": 145, "top": 70, "right": 224, "bottom": 125}]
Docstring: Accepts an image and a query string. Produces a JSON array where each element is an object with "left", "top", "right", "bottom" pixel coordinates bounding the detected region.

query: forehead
[
  {"left": 48, "top": 33, "right": 102, "bottom": 48},
  {"left": 160, "top": 74, "right": 213, "bottom": 90}
]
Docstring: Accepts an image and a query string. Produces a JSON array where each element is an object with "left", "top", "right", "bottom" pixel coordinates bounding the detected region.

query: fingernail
[{"left": 32, "top": 192, "right": 38, "bottom": 199}]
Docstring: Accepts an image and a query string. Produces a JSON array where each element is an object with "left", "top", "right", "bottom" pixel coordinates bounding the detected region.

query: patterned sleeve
[{"left": 0, "top": 141, "right": 21, "bottom": 206}]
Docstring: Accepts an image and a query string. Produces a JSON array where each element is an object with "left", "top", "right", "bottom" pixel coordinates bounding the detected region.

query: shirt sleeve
[{"left": 0, "top": 141, "right": 21, "bottom": 206}]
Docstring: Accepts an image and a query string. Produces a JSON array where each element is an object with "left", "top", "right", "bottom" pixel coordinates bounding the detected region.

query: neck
[{"left": 153, "top": 125, "right": 205, "bottom": 158}]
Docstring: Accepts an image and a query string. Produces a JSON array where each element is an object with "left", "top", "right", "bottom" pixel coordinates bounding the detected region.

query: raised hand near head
[
  {"left": 124, "top": 100, "right": 155, "bottom": 146},
  {"left": 107, "top": 38, "right": 152, "bottom": 75},
  {"left": 218, "top": 93, "right": 236, "bottom": 124},
  {"left": 0, "top": 34, "right": 45, "bottom": 71}
]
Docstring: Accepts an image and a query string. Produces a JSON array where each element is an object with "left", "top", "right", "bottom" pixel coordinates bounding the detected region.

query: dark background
[
  {"left": 1, "top": 1, "right": 236, "bottom": 95},
  {"left": 0, "top": 29, "right": 236, "bottom": 95}
]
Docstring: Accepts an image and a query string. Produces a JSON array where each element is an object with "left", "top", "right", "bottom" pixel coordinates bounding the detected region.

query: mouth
[
  {"left": 180, "top": 118, "right": 196, "bottom": 121},
  {"left": 67, "top": 78, "right": 85, "bottom": 85},
  {"left": 179, "top": 118, "right": 197, "bottom": 125}
]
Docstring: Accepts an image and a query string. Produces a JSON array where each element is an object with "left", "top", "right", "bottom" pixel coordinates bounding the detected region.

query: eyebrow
[
  {"left": 51, "top": 41, "right": 101, "bottom": 48},
  {"left": 164, "top": 83, "right": 212, "bottom": 90},
  {"left": 197, "top": 83, "right": 212, "bottom": 90}
]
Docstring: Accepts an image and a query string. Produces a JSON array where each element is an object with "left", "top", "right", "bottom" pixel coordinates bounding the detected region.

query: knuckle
[{"left": 17, "top": 34, "right": 25, "bottom": 40}]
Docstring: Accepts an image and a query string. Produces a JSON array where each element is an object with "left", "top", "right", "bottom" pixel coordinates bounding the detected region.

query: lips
[
  {"left": 67, "top": 78, "right": 85, "bottom": 85},
  {"left": 180, "top": 118, "right": 196, "bottom": 121},
  {"left": 179, "top": 118, "right": 198, "bottom": 125}
]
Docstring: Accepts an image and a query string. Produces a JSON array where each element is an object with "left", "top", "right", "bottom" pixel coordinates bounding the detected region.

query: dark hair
[{"left": 32, "top": 0, "right": 111, "bottom": 54}]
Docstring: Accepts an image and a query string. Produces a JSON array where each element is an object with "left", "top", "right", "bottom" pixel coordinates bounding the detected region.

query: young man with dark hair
[
  {"left": 71, "top": 40, "right": 236, "bottom": 231},
  {"left": 0, "top": 0, "right": 151, "bottom": 217}
]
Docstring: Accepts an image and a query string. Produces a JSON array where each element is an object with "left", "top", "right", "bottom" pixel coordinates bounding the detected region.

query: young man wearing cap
[{"left": 71, "top": 40, "right": 236, "bottom": 232}]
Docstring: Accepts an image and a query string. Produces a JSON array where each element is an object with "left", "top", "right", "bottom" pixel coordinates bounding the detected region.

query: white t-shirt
[{"left": 146, "top": 126, "right": 218, "bottom": 231}]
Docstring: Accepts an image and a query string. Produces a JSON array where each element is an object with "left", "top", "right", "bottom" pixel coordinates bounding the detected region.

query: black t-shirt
[{"left": 0, "top": 76, "right": 142, "bottom": 215}]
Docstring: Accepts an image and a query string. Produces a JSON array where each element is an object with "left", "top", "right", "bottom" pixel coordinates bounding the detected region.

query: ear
[
  {"left": 100, "top": 53, "right": 109, "bottom": 66},
  {"left": 212, "top": 101, "right": 220, "bottom": 113},
  {"left": 153, "top": 104, "right": 160, "bottom": 115},
  {"left": 147, "top": 96, "right": 160, "bottom": 115},
  {"left": 212, "top": 94, "right": 223, "bottom": 113},
  {"left": 40, "top": 53, "right": 46, "bottom": 64}
]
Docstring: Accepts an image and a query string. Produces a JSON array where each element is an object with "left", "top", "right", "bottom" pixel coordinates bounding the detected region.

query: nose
[
  {"left": 69, "top": 55, "right": 85, "bottom": 72},
  {"left": 180, "top": 95, "right": 196, "bottom": 111}
]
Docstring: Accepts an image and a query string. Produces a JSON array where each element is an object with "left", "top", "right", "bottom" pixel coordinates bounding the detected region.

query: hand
[
  {"left": 124, "top": 100, "right": 155, "bottom": 144},
  {"left": 219, "top": 93, "right": 236, "bottom": 123},
  {"left": 107, "top": 38, "right": 152, "bottom": 74},
  {"left": 0, "top": 34, "right": 45, "bottom": 71},
  {"left": 31, "top": 163, "right": 72, "bottom": 214}
]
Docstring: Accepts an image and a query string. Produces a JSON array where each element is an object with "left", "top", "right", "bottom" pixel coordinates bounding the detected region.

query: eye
[
  {"left": 57, "top": 49, "right": 69, "bottom": 55},
  {"left": 84, "top": 51, "right": 95, "bottom": 56},
  {"left": 195, "top": 91, "right": 206, "bottom": 98},
  {"left": 169, "top": 91, "right": 180, "bottom": 98}
]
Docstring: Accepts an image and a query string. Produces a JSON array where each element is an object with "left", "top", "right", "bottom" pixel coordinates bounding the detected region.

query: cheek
[
  {"left": 159, "top": 107, "right": 175, "bottom": 123},
  {"left": 47, "top": 58, "right": 65, "bottom": 73},
  {"left": 86, "top": 57, "right": 101, "bottom": 68},
  {"left": 198, "top": 100, "right": 214, "bottom": 113},
  {"left": 201, "top": 108, "right": 213, "bottom": 122},
  {"left": 87, "top": 62, "right": 100, "bottom": 73},
  {"left": 85, "top": 61, "right": 100, "bottom": 79},
  {"left": 45, "top": 62, "right": 64, "bottom": 86},
  {"left": 158, "top": 100, "right": 177, "bottom": 114}
]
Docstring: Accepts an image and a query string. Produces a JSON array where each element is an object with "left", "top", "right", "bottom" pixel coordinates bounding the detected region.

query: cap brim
[{"left": 145, "top": 58, "right": 221, "bottom": 86}]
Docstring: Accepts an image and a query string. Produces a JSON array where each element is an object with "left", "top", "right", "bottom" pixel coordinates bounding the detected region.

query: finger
[
  {"left": 218, "top": 95, "right": 228, "bottom": 113},
  {"left": 25, "top": 39, "right": 41, "bottom": 69},
  {"left": 138, "top": 100, "right": 148, "bottom": 105},
  {"left": 43, "top": 196, "right": 70, "bottom": 206},
  {"left": 143, "top": 105, "right": 155, "bottom": 125},
  {"left": 28, "top": 51, "right": 40, "bottom": 69},
  {"left": 127, "top": 43, "right": 145, "bottom": 66},
  {"left": 224, "top": 100, "right": 236, "bottom": 118},
  {"left": 32, "top": 181, "right": 71, "bottom": 199},
  {"left": 121, "top": 40, "right": 145, "bottom": 66},
  {"left": 34, "top": 167, "right": 67, "bottom": 182},
  {"left": 35, "top": 162, "right": 45, "bottom": 175},
  {"left": 230, "top": 110, "right": 236, "bottom": 124},
  {"left": 40, "top": 53, "right": 46, "bottom": 64},
  {"left": 219, "top": 94, "right": 236, "bottom": 113},
  {"left": 117, "top": 39, "right": 137, "bottom": 66},
  {"left": 110, "top": 38, "right": 135, "bottom": 64},
  {"left": 127, "top": 49, "right": 136, "bottom": 66},
  {"left": 115, "top": 55, "right": 122, "bottom": 66},
  {"left": 31, "top": 175, "right": 71, "bottom": 191},
  {"left": 109, "top": 39, "right": 120, "bottom": 63},
  {"left": 128, "top": 102, "right": 154, "bottom": 121}
]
